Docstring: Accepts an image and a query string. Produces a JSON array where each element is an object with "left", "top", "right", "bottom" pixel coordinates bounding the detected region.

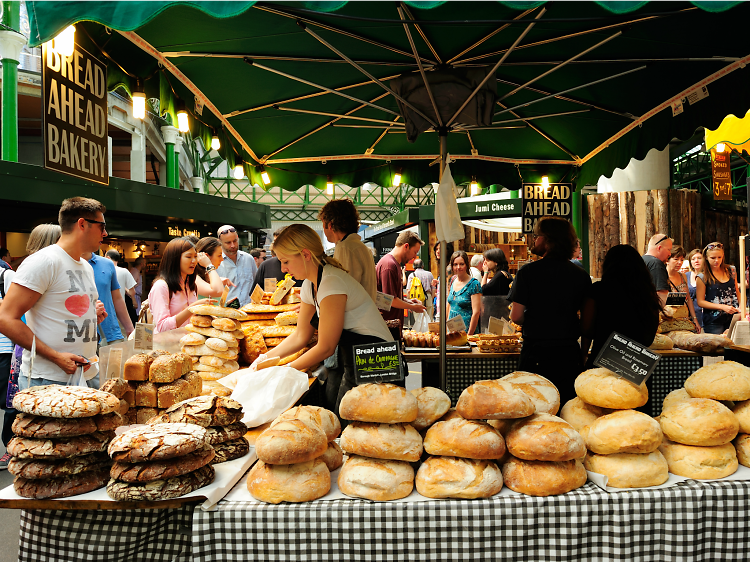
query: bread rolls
[
  {"left": 662, "top": 388, "right": 692, "bottom": 413},
  {"left": 574, "top": 368, "right": 648, "bottom": 409},
  {"left": 500, "top": 372, "right": 560, "bottom": 415},
  {"left": 410, "top": 387, "right": 451, "bottom": 431},
  {"left": 456, "top": 379, "right": 535, "bottom": 420},
  {"left": 247, "top": 459, "right": 330, "bottom": 504},
  {"left": 580, "top": 410, "right": 663, "bottom": 454},
  {"left": 685, "top": 361, "right": 750, "bottom": 401},
  {"left": 255, "top": 419, "right": 328, "bottom": 465},
  {"left": 339, "top": 422, "right": 422, "bottom": 462},
  {"left": 505, "top": 414, "right": 585, "bottom": 462},
  {"left": 339, "top": 384, "right": 418, "bottom": 423},
  {"left": 733, "top": 433, "right": 750, "bottom": 467},
  {"left": 415, "top": 457, "right": 503, "bottom": 499},
  {"left": 732, "top": 400, "right": 750, "bottom": 434},
  {"left": 501, "top": 457, "right": 586, "bottom": 496},
  {"left": 559, "top": 397, "right": 608, "bottom": 432},
  {"left": 584, "top": 451, "right": 669, "bottom": 488},
  {"left": 659, "top": 438, "right": 738, "bottom": 479},
  {"left": 337, "top": 455, "right": 414, "bottom": 501},
  {"left": 659, "top": 398, "right": 739, "bottom": 446}
]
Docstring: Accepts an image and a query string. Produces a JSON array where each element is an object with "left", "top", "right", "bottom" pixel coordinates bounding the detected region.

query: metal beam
[
  {"left": 489, "top": 109, "right": 590, "bottom": 125},
  {"left": 399, "top": 3, "right": 442, "bottom": 65},
  {"left": 367, "top": 116, "right": 402, "bottom": 154},
  {"left": 276, "top": 106, "right": 404, "bottom": 126},
  {"left": 162, "top": 52, "right": 418, "bottom": 67}
]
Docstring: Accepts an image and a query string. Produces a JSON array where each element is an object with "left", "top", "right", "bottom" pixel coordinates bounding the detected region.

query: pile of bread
[
  {"left": 248, "top": 405, "right": 343, "bottom": 503},
  {"left": 402, "top": 330, "right": 468, "bottom": 348},
  {"left": 121, "top": 350, "right": 202, "bottom": 424},
  {"left": 657, "top": 304, "right": 697, "bottom": 333},
  {"left": 476, "top": 334, "right": 522, "bottom": 353},
  {"left": 8, "top": 386, "right": 122, "bottom": 499},
  {"left": 650, "top": 331, "right": 733, "bottom": 353}
]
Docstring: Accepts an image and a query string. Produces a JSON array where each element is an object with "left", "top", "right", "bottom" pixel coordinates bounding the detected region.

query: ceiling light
[
  {"left": 233, "top": 162, "right": 244, "bottom": 180},
  {"left": 716, "top": 143, "right": 726, "bottom": 153},
  {"left": 132, "top": 89, "right": 146, "bottom": 120},
  {"left": 393, "top": 170, "right": 402, "bottom": 187},
  {"left": 52, "top": 25, "right": 76, "bottom": 57},
  {"left": 470, "top": 177, "right": 480, "bottom": 196},
  {"left": 211, "top": 135, "right": 221, "bottom": 150},
  {"left": 541, "top": 176, "right": 550, "bottom": 189},
  {"left": 326, "top": 176, "right": 334, "bottom": 195},
  {"left": 176, "top": 102, "right": 189, "bottom": 133}
]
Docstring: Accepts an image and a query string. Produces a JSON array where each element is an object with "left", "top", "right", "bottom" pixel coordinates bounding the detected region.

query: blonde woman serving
[{"left": 251, "top": 224, "right": 393, "bottom": 414}]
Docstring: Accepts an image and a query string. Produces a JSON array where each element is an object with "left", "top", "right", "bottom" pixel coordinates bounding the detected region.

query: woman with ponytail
[{"left": 251, "top": 224, "right": 393, "bottom": 415}]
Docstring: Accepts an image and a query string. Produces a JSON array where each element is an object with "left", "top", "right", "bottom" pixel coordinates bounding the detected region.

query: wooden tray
[{"left": 403, "top": 345, "right": 472, "bottom": 353}]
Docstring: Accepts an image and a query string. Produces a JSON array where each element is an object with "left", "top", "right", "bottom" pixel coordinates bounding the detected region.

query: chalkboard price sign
[
  {"left": 666, "top": 292, "right": 687, "bottom": 306},
  {"left": 353, "top": 341, "right": 404, "bottom": 384},
  {"left": 593, "top": 332, "right": 660, "bottom": 386}
]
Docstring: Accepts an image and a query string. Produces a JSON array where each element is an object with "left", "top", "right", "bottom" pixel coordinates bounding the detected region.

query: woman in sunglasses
[{"left": 695, "top": 242, "right": 741, "bottom": 335}]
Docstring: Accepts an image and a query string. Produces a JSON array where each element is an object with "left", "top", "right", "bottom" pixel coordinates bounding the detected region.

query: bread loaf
[
  {"left": 662, "top": 388, "right": 692, "bottom": 413},
  {"left": 239, "top": 322, "right": 268, "bottom": 365},
  {"left": 110, "top": 446, "right": 215, "bottom": 483},
  {"left": 732, "top": 400, "right": 750, "bottom": 434},
  {"left": 423, "top": 418, "right": 505, "bottom": 459},
  {"left": 657, "top": 319, "right": 696, "bottom": 334},
  {"left": 149, "top": 355, "right": 181, "bottom": 384},
  {"left": 415, "top": 457, "right": 503, "bottom": 499},
  {"left": 574, "top": 368, "right": 648, "bottom": 409},
  {"left": 684, "top": 361, "right": 750, "bottom": 401},
  {"left": 437, "top": 408, "right": 463, "bottom": 423},
  {"left": 15, "top": 467, "right": 110, "bottom": 499},
  {"left": 211, "top": 437, "right": 250, "bottom": 463},
  {"left": 319, "top": 441, "right": 343, "bottom": 471},
  {"left": 271, "top": 406, "right": 341, "bottom": 441},
  {"left": 580, "top": 410, "right": 663, "bottom": 454},
  {"left": 506, "top": 414, "right": 585, "bottom": 462},
  {"left": 501, "top": 457, "right": 587, "bottom": 496},
  {"left": 247, "top": 459, "right": 330, "bottom": 504},
  {"left": 173, "top": 352, "right": 193, "bottom": 375},
  {"left": 456, "top": 379, "right": 535, "bottom": 420},
  {"left": 135, "top": 382, "right": 158, "bottom": 407},
  {"left": 659, "top": 398, "right": 739, "bottom": 446},
  {"left": 339, "top": 383, "right": 418, "bottom": 423},
  {"left": 271, "top": 276, "right": 295, "bottom": 306},
  {"left": 255, "top": 419, "right": 328, "bottom": 464},
  {"left": 650, "top": 334, "right": 674, "bottom": 350},
  {"left": 188, "top": 304, "right": 249, "bottom": 320},
  {"left": 212, "top": 317, "right": 240, "bottom": 332},
  {"left": 181, "top": 344, "right": 238, "bottom": 360},
  {"left": 559, "top": 397, "right": 608, "bottom": 432},
  {"left": 137, "top": 408, "right": 161, "bottom": 425},
  {"left": 8, "top": 452, "right": 110, "bottom": 480},
  {"left": 485, "top": 419, "right": 513, "bottom": 436},
  {"left": 445, "top": 330, "right": 468, "bottom": 346},
  {"left": 100, "top": 378, "right": 130, "bottom": 400},
  {"left": 106, "top": 464, "right": 215, "bottom": 501},
  {"left": 186, "top": 325, "right": 238, "bottom": 343},
  {"left": 410, "top": 387, "right": 451, "bottom": 430},
  {"left": 157, "top": 378, "right": 193, "bottom": 409},
  {"left": 108, "top": 423, "right": 208, "bottom": 462},
  {"left": 733, "top": 433, "right": 750, "bottom": 467},
  {"left": 180, "top": 333, "right": 206, "bottom": 346},
  {"left": 337, "top": 455, "right": 414, "bottom": 501},
  {"left": 8, "top": 431, "right": 114, "bottom": 459},
  {"left": 205, "top": 337, "right": 229, "bottom": 352},
  {"left": 500, "top": 372, "right": 560, "bottom": 415},
  {"left": 665, "top": 331, "right": 733, "bottom": 353},
  {"left": 240, "top": 303, "right": 300, "bottom": 314},
  {"left": 339, "top": 422, "right": 422, "bottom": 462},
  {"left": 259, "top": 325, "right": 296, "bottom": 338},
  {"left": 123, "top": 354, "right": 151, "bottom": 381},
  {"left": 12, "top": 412, "right": 122, "bottom": 439},
  {"left": 147, "top": 395, "right": 242, "bottom": 427},
  {"left": 13, "top": 386, "right": 120, "bottom": 418},
  {"left": 190, "top": 315, "right": 213, "bottom": 328},
  {"left": 204, "top": 422, "right": 247, "bottom": 446},
  {"left": 659, "top": 438, "right": 738, "bottom": 479},
  {"left": 584, "top": 451, "right": 669, "bottom": 488},
  {"left": 275, "top": 311, "right": 298, "bottom": 326}
]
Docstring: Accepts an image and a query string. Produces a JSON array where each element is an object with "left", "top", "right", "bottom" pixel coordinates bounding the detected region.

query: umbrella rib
[
  {"left": 497, "top": 100, "right": 580, "bottom": 162},
  {"left": 491, "top": 109, "right": 591, "bottom": 124},
  {"left": 496, "top": 31, "right": 622, "bottom": 103},
  {"left": 447, "top": 8, "right": 545, "bottom": 128},
  {"left": 244, "top": 58, "right": 401, "bottom": 118},
  {"left": 494, "top": 65, "right": 646, "bottom": 117},
  {"left": 300, "top": 23, "right": 439, "bottom": 129},
  {"left": 253, "top": 4, "right": 435, "bottom": 65},
  {"left": 368, "top": 116, "right": 402, "bottom": 154},
  {"left": 399, "top": 3, "right": 442, "bottom": 65},
  {"left": 162, "top": 52, "right": 418, "bottom": 67},
  {"left": 275, "top": 106, "right": 404, "bottom": 126}
]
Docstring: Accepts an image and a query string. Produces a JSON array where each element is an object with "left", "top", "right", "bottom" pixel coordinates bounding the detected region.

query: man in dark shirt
[
  {"left": 251, "top": 229, "right": 303, "bottom": 292},
  {"left": 643, "top": 233, "right": 672, "bottom": 305},
  {"left": 509, "top": 217, "right": 591, "bottom": 407}
]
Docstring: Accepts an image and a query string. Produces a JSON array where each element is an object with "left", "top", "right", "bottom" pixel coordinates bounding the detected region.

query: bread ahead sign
[
  {"left": 42, "top": 42, "right": 108, "bottom": 184},
  {"left": 521, "top": 182, "right": 573, "bottom": 233}
]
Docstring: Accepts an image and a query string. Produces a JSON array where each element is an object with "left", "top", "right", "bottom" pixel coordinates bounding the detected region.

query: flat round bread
[
  {"left": 108, "top": 423, "right": 208, "bottom": 462},
  {"left": 188, "top": 304, "right": 249, "bottom": 320},
  {"left": 185, "top": 325, "right": 238, "bottom": 343},
  {"left": 205, "top": 337, "right": 229, "bottom": 352},
  {"left": 212, "top": 317, "right": 240, "bottom": 332},
  {"left": 199, "top": 355, "right": 225, "bottom": 367},
  {"left": 12, "top": 412, "right": 122, "bottom": 439},
  {"left": 190, "top": 315, "right": 213, "bottom": 328},
  {"left": 13, "top": 386, "right": 121, "bottom": 418},
  {"left": 196, "top": 363, "right": 239, "bottom": 375},
  {"left": 8, "top": 431, "right": 114, "bottom": 459},
  {"left": 180, "top": 332, "right": 206, "bottom": 346},
  {"left": 8, "top": 452, "right": 111, "bottom": 480},
  {"left": 210, "top": 437, "right": 250, "bottom": 463},
  {"left": 106, "top": 464, "right": 215, "bottom": 501},
  {"left": 204, "top": 422, "right": 248, "bottom": 445},
  {"left": 15, "top": 467, "right": 110, "bottom": 499},
  {"left": 197, "top": 371, "right": 225, "bottom": 382},
  {"left": 147, "top": 396, "right": 243, "bottom": 427},
  {"left": 180, "top": 344, "right": 238, "bottom": 360},
  {"left": 110, "top": 446, "right": 215, "bottom": 483}
]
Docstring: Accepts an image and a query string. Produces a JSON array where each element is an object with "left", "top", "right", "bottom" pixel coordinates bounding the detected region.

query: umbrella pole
[{"left": 439, "top": 130, "right": 448, "bottom": 391}]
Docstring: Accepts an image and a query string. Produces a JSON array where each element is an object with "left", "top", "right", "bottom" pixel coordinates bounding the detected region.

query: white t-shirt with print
[
  {"left": 12, "top": 244, "right": 99, "bottom": 382},
  {"left": 115, "top": 266, "right": 137, "bottom": 299},
  {"left": 301, "top": 264, "right": 393, "bottom": 343}
]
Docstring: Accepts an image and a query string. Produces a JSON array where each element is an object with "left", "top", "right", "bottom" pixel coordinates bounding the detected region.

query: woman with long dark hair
[
  {"left": 195, "top": 236, "right": 235, "bottom": 291},
  {"left": 581, "top": 244, "right": 662, "bottom": 368},
  {"left": 666, "top": 245, "right": 700, "bottom": 332},
  {"left": 696, "top": 242, "right": 740, "bottom": 335},
  {"left": 686, "top": 248, "right": 704, "bottom": 329},
  {"left": 148, "top": 237, "right": 224, "bottom": 333},
  {"left": 481, "top": 247, "right": 512, "bottom": 296}
]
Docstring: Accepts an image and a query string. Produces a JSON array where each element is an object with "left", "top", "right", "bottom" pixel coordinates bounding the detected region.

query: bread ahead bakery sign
[
  {"left": 42, "top": 41, "right": 108, "bottom": 184},
  {"left": 521, "top": 182, "right": 573, "bottom": 233}
]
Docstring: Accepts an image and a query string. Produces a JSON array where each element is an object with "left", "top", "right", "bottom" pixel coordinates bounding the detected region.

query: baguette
[
  {"left": 185, "top": 325, "right": 238, "bottom": 343},
  {"left": 188, "top": 304, "right": 249, "bottom": 320},
  {"left": 240, "top": 303, "right": 299, "bottom": 314},
  {"left": 260, "top": 325, "right": 296, "bottom": 338}
]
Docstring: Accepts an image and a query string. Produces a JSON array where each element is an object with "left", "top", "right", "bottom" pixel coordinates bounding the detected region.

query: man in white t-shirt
[
  {"left": 106, "top": 249, "right": 137, "bottom": 328},
  {"left": 0, "top": 197, "right": 108, "bottom": 388},
  {"left": 470, "top": 254, "right": 484, "bottom": 282}
]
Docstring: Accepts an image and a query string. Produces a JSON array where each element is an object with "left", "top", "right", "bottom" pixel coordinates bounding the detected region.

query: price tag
[
  {"left": 106, "top": 348, "right": 123, "bottom": 380},
  {"left": 353, "top": 341, "right": 403, "bottom": 384},
  {"left": 251, "top": 285, "right": 264, "bottom": 304},
  {"left": 376, "top": 291, "right": 394, "bottom": 311},
  {"left": 488, "top": 316, "right": 504, "bottom": 335},
  {"left": 428, "top": 322, "right": 439, "bottom": 333},
  {"left": 264, "top": 278, "right": 278, "bottom": 293},
  {"left": 593, "top": 331, "right": 660, "bottom": 386},
  {"left": 446, "top": 315, "right": 466, "bottom": 333},
  {"left": 134, "top": 322, "right": 154, "bottom": 351},
  {"left": 666, "top": 292, "right": 687, "bottom": 306}
]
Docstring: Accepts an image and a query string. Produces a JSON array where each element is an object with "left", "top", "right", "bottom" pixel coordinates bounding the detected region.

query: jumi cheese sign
[
  {"left": 42, "top": 42, "right": 108, "bottom": 184},
  {"left": 521, "top": 182, "right": 573, "bottom": 234}
]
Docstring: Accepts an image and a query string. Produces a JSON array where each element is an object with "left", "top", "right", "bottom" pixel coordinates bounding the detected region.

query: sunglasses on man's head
[
  {"left": 655, "top": 235, "right": 669, "bottom": 245},
  {"left": 219, "top": 227, "right": 236, "bottom": 236}
]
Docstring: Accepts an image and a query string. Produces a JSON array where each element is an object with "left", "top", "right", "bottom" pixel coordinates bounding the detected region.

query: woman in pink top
[{"left": 149, "top": 238, "right": 224, "bottom": 333}]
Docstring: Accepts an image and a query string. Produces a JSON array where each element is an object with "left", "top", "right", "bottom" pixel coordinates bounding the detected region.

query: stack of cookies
[
  {"left": 106, "top": 423, "right": 215, "bottom": 500},
  {"left": 182, "top": 304, "right": 248, "bottom": 381},
  {"left": 122, "top": 350, "right": 202, "bottom": 424},
  {"left": 9, "top": 386, "right": 122, "bottom": 499},
  {"left": 337, "top": 383, "right": 421, "bottom": 501},
  {"left": 148, "top": 396, "right": 249, "bottom": 464},
  {"left": 248, "top": 405, "right": 341, "bottom": 503}
]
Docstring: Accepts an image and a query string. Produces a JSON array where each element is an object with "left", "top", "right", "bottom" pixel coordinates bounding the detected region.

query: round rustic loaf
[
  {"left": 684, "top": 361, "right": 750, "bottom": 401},
  {"left": 410, "top": 387, "right": 451, "bottom": 430},
  {"left": 319, "top": 440, "right": 344, "bottom": 471},
  {"left": 733, "top": 433, "right": 750, "bottom": 467},
  {"left": 574, "top": 368, "right": 648, "bottom": 409},
  {"left": 14, "top": 467, "right": 110, "bottom": 499},
  {"left": 662, "top": 388, "right": 692, "bottom": 413},
  {"left": 437, "top": 408, "right": 463, "bottom": 423},
  {"left": 486, "top": 419, "right": 513, "bottom": 436},
  {"left": 247, "top": 458, "right": 330, "bottom": 504},
  {"left": 659, "top": 398, "right": 739, "bottom": 446},
  {"left": 659, "top": 438, "right": 738, "bottom": 479},
  {"left": 505, "top": 414, "right": 585, "bottom": 462},
  {"left": 500, "top": 372, "right": 560, "bottom": 415},
  {"left": 110, "top": 446, "right": 215, "bottom": 483},
  {"left": 580, "top": 410, "right": 662, "bottom": 454},
  {"left": 106, "top": 464, "right": 215, "bottom": 501},
  {"left": 340, "top": 422, "right": 422, "bottom": 462},
  {"left": 8, "top": 431, "right": 114, "bottom": 459},
  {"left": 271, "top": 405, "right": 341, "bottom": 441},
  {"left": 107, "top": 423, "right": 208, "bottom": 462},
  {"left": 415, "top": 457, "right": 503, "bottom": 499},
  {"left": 456, "top": 379, "right": 535, "bottom": 420},
  {"left": 203, "top": 422, "right": 247, "bottom": 446},
  {"left": 255, "top": 419, "right": 328, "bottom": 464},
  {"left": 211, "top": 437, "right": 250, "bottom": 463},
  {"left": 148, "top": 395, "right": 242, "bottom": 427},
  {"left": 732, "top": 400, "right": 750, "bottom": 434},
  {"left": 13, "top": 386, "right": 121, "bottom": 419},
  {"left": 339, "top": 383, "right": 418, "bottom": 423},
  {"left": 12, "top": 412, "right": 122, "bottom": 439},
  {"left": 559, "top": 397, "right": 608, "bottom": 432},
  {"left": 423, "top": 418, "right": 505, "bottom": 459},
  {"left": 337, "top": 455, "right": 414, "bottom": 501},
  {"left": 584, "top": 451, "right": 669, "bottom": 488},
  {"left": 8, "top": 452, "right": 110, "bottom": 480},
  {"left": 190, "top": 315, "right": 213, "bottom": 328},
  {"left": 501, "top": 457, "right": 586, "bottom": 496}
]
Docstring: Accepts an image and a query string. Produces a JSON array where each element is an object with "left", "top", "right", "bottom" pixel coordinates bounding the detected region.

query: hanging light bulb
[
  {"left": 470, "top": 177, "right": 479, "bottom": 196},
  {"left": 176, "top": 102, "right": 189, "bottom": 133},
  {"left": 259, "top": 165, "right": 271, "bottom": 186},
  {"left": 393, "top": 169, "right": 402, "bottom": 187},
  {"left": 210, "top": 135, "right": 221, "bottom": 151},
  {"left": 326, "top": 176, "right": 334, "bottom": 195},
  {"left": 541, "top": 176, "right": 550, "bottom": 189},
  {"left": 52, "top": 25, "right": 76, "bottom": 57},
  {"left": 132, "top": 85, "right": 146, "bottom": 120},
  {"left": 233, "top": 161, "right": 245, "bottom": 180},
  {"left": 716, "top": 143, "right": 726, "bottom": 153}
]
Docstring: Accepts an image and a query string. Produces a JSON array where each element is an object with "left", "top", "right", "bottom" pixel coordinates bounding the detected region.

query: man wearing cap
[
  {"left": 216, "top": 225, "right": 257, "bottom": 308},
  {"left": 643, "top": 233, "right": 672, "bottom": 306}
]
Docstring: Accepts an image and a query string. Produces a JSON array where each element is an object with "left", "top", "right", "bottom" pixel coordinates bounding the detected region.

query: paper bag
[
  {"left": 228, "top": 366, "right": 309, "bottom": 427},
  {"left": 435, "top": 159, "right": 465, "bottom": 243}
]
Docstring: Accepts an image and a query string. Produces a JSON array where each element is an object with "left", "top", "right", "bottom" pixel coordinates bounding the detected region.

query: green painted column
[
  {"left": 509, "top": 188, "right": 520, "bottom": 199},
  {"left": 1, "top": 1, "right": 26, "bottom": 162},
  {"left": 173, "top": 135, "right": 184, "bottom": 189},
  {"left": 572, "top": 187, "right": 583, "bottom": 240},
  {"left": 161, "top": 126, "right": 178, "bottom": 188}
]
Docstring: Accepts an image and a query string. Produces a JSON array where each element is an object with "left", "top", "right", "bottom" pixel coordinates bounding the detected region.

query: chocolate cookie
[
  {"left": 204, "top": 422, "right": 247, "bottom": 445},
  {"left": 148, "top": 396, "right": 242, "bottom": 427},
  {"left": 8, "top": 431, "right": 114, "bottom": 459},
  {"left": 106, "top": 464, "right": 215, "bottom": 501},
  {"left": 110, "top": 446, "right": 215, "bottom": 483},
  {"left": 14, "top": 467, "right": 110, "bottom": 499},
  {"left": 211, "top": 437, "right": 250, "bottom": 464},
  {"left": 108, "top": 423, "right": 208, "bottom": 462},
  {"left": 8, "top": 452, "right": 111, "bottom": 480},
  {"left": 12, "top": 412, "right": 123, "bottom": 439},
  {"left": 13, "top": 386, "right": 121, "bottom": 418}
]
